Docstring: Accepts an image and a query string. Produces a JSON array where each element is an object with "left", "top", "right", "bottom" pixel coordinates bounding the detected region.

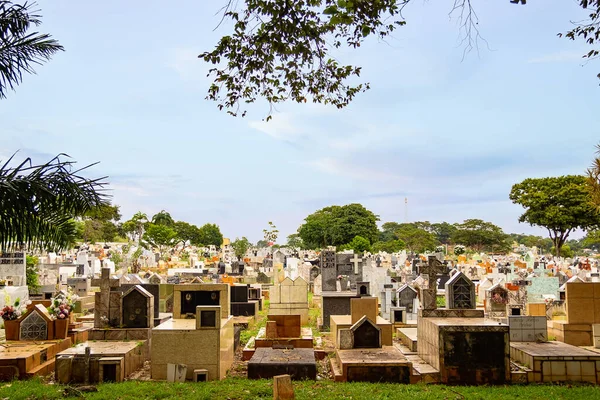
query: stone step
[
  {"left": 328, "top": 357, "right": 344, "bottom": 382},
  {"left": 26, "top": 358, "right": 55, "bottom": 378}
]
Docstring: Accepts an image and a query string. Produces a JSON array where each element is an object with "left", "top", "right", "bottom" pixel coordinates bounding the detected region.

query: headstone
[
  {"left": 418, "top": 256, "right": 446, "bottom": 310},
  {"left": 273, "top": 374, "right": 295, "bottom": 400},
  {"left": 0, "top": 251, "right": 26, "bottom": 286},
  {"left": 350, "top": 316, "right": 381, "bottom": 348},
  {"left": 19, "top": 305, "right": 51, "bottom": 340},
  {"left": 121, "top": 285, "right": 153, "bottom": 328},
  {"left": 320, "top": 250, "right": 337, "bottom": 292},
  {"left": 445, "top": 272, "right": 476, "bottom": 309}
]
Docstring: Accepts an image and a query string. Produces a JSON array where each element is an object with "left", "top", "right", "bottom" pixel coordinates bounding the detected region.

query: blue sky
[{"left": 1, "top": 0, "right": 598, "bottom": 243}]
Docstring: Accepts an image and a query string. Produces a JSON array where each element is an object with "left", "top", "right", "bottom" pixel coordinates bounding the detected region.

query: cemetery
[{"left": 1, "top": 239, "right": 600, "bottom": 394}]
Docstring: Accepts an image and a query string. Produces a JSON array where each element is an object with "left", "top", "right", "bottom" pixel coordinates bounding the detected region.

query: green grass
[
  {"left": 2, "top": 378, "right": 600, "bottom": 400},
  {"left": 240, "top": 300, "right": 270, "bottom": 346}
]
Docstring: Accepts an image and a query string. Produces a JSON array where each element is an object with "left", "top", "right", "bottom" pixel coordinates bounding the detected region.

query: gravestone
[
  {"left": 257, "top": 272, "right": 270, "bottom": 284},
  {"left": 396, "top": 284, "right": 417, "bottom": 314},
  {"left": 119, "top": 284, "right": 159, "bottom": 319},
  {"left": 419, "top": 256, "right": 446, "bottom": 310},
  {"left": 19, "top": 306, "right": 51, "bottom": 340},
  {"left": 309, "top": 267, "right": 320, "bottom": 283},
  {"left": 445, "top": 272, "right": 475, "bottom": 309},
  {"left": 350, "top": 316, "right": 381, "bottom": 348},
  {"left": 121, "top": 285, "right": 154, "bottom": 329},
  {"left": 320, "top": 249, "right": 337, "bottom": 291},
  {"left": 166, "top": 276, "right": 180, "bottom": 284},
  {"left": 0, "top": 251, "right": 26, "bottom": 286}
]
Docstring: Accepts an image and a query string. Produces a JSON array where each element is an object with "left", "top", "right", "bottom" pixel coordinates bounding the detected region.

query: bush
[{"left": 25, "top": 255, "right": 40, "bottom": 294}]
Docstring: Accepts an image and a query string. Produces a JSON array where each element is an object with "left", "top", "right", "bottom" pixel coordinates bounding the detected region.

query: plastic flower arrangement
[
  {"left": 491, "top": 291, "right": 509, "bottom": 305},
  {"left": 0, "top": 297, "right": 22, "bottom": 321},
  {"left": 49, "top": 289, "right": 79, "bottom": 320}
]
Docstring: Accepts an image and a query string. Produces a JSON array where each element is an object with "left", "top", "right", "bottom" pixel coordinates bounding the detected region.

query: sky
[{"left": 1, "top": 0, "right": 598, "bottom": 243}]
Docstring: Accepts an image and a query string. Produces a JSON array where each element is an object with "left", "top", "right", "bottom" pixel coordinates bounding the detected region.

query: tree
[
  {"left": 25, "top": 254, "right": 39, "bottom": 294},
  {"left": 588, "top": 143, "right": 600, "bottom": 209},
  {"left": 394, "top": 223, "right": 438, "bottom": 254},
  {"left": 372, "top": 239, "right": 406, "bottom": 253},
  {"left": 142, "top": 223, "right": 177, "bottom": 259},
  {"left": 231, "top": 237, "right": 251, "bottom": 260},
  {"left": 202, "top": 0, "right": 600, "bottom": 118},
  {"left": 122, "top": 212, "right": 148, "bottom": 242},
  {"left": 78, "top": 204, "right": 121, "bottom": 243},
  {"left": 510, "top": 175, "right": 600, "bottom": 257},
  {"left": 0, "top": 153, "right": 107, "bottom": 251},
  {"left": 173, "top": 221, "right": 202, "bottom": 247},
  {"left": 0, "top": 1, "right": 63, "bottom": 99},
  {"left": 151, "top": 210, "right": 175, "bottom": 227},
  {"left": 340, "top": 235, "right": 371, "bottom": 253},
  {"left": 286, "top": 233, "right": 304, "bottom": 252},
  {"left": 263, "top": 221, "right": 279, "bottom": 245},
  {"left": 198, "top": 223, "right": 224, "bottom": 248},
  {"left": 431, "top": 222, "right": 458, "bottom": 245},
  {"left": 298, "top": 204, "right": 379, "bottom": 249},
  {"left": 452, "top": 219, "right": 510, "bottom": 253},
  {"left": 551, "top": 244, "right": 574, "bottom": 258},
  {"left": 583, "top": 230, "right": 600, "bottom": 250},
  {"left": 379, "top": 222, "right": 402, "bottom": 243}
]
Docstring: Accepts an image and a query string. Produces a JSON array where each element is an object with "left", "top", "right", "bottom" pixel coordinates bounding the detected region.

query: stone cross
[
  {"left": 91, "top": 267, "right": 120, "bottom": 328},
  {"left": 351, "top": 253, "right": 363, "bottom": 275},
  {"left": 419, "top": 255, "right": 446, "bottom": 311},
  {"left": 376, "top": 257, "right": 382, "bottom": 268}
]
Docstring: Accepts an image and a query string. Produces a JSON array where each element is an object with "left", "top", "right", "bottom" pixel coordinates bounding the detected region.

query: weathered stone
[
  {"left": 338, "top": 329, "right": 354, "bottom": 350},
  {"left": 266, "top": 321, "right": 278, "bottom": 339},
  {"left": 273, "top": 374, "right": 295, "bottom": 400},
  {"left": 166, "top": 363, "right": 187, "bottom": 382}
]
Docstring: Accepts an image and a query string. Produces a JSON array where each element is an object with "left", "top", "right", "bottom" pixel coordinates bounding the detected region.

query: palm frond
[
  {"left": 0, "top": 1, "right": 63, "bottom": 98},
  {"left": 0, "top": 153, "right": 109, "bottom": 251}
]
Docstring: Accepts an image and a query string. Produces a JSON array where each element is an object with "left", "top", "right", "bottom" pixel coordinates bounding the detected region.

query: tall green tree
[
  {"left": 173, "top": 221, "right": 202, "bottom": 247},
  {"left": 231, "top": 237, "right": 251, "bottom": 260},
  {"left": 121, "top": 212, "right": 148, "bottom": 242},
  {"left": 0, "top": 154, "right": 107, "bottom": 251},
  {"left": 78, "top": 204, "right": 121, "bottom": 243},
  {"left": 431, "top": 222, "right": 458, "bottom": 245},
  {"left": 394, "top": 223, "right": 438, "bottom": 254},
  {"left": 372, "top": 239, "right": 406, "bottom": 253},
  {"left": 151, "top": 210, "right": 175, "bottom": 227},
  {"left": 510, "top": 175, "right": 600, "bottom": 257},
  {"left": 298, "top": 204, "right": 379, "bottom": 249},
  {"left": 198, "top": 223, "right": 224, "bottom": 248},
  {"left": 202, "top": 0, "right": 599, "bottom": 118},
  {"left": 142, "top": 223, "right": 177, "bottom": 259},
  {"left": 588, "top": 143, "right": 600, "bottom": 209},
  {"left": 340, "top": 235, "right": 371, "bottom": 253},
  {"left": 286, "top": 233, "right": 304, "bottom": 252},
  {"left": 452, "top": 219, "right": 510, "bottom": 253},
  {"left": 0, "top": 1, "right": 63, "bottom": 98}
]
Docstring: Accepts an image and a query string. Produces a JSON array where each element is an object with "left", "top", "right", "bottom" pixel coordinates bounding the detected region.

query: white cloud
[{"left": 527, "top": 51, "right": 584, "bottom": 64}]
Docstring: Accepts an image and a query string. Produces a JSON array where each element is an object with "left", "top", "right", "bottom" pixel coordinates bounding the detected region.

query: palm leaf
[
  {"left": 0, "top": 153, "right": 109, "bottom": 251},
  {"left": 0, "top": 1, "right": 63, "bottom": 98}
]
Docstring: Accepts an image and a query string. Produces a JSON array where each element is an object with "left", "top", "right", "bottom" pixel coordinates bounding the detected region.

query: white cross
[{"left": 351, "top": 253, "right": 363, "bottom": 275}]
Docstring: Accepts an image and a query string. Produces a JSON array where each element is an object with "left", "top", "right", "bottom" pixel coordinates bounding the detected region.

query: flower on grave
[
  {"left": 491, "top": 292, "right": 508, "bottom": 305},
  {"left": 454, "top": 245, "right": 466, "bottom": 256},
  {"left": 1, "top": 298, "right": 22, "bottom": 321},
  {"left": 49, "top": 288, "right": 79, "bottom": 320}
]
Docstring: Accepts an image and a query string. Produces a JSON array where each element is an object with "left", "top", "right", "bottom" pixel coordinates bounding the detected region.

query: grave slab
[{"left": 247, "top": 348, "right": 317, "bottom": 380}]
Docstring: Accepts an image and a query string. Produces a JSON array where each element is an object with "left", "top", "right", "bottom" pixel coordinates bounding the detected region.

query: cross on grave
[
  {"left": 419, "top": 256, "right": 446, "bottom": 311},
  {"left": 351, "top": 253, "right": 363, "bottom": 275},
  {"left": 91, "top": 267, "right": 121, "bottom": 328},
  {"left": 376, "top": 257, "right": 382, "bottom": 268}
]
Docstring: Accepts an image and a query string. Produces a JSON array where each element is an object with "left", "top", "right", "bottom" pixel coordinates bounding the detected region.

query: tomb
[
  {"left": 269, "top": 277, "right": 309, "bottom": 325},
  {"left": 485, "top": 283, "right": 509, "bottom": 319},
  {"left": 55, "top": 341, "right": 146, "bottom": 384},
  {"left": 173, "top": 283, "right": 229, "bottom": 320},
  {"left": 247, "top": 314, "right": 316, "bottom": 380},
  {"left": 0, "top": 340, "right": 71, "bottom": 381},
  {"left": 230, "top": 284, "right": 258, "bottom": 317},
  {"left": 509, "top": 316, "right": 547, "bottom": 342},
  {"left": 320, "top": 292, "right": 359, "bottom": 330},
  {"left": 511, "top": 341, "right": 600, "bottom": 383},
  {"left": 253, "top": 315, "right": 313, "bottom": 349},
  {"left": 444, "top": 271, "right": 475, "bottom": 309},
  {"left": 18, "top": 304, "right": 54, "bottom": 341},
  {"left": 121, "top": 285, "right": 154, "bottom": 329},
  {"left": 151, "top": 302, "right": 234, "bottom": 381},
  {"left": 417, "top": 270, "right": 510, "bottom": 384},
  {"left": 330, "top": 297, "right": 392, "bottom": 348},
  {"left": 330, "top": 315, "right": 412, "bottom": 383},
  {"left": 548, "top": 282, "right": 600, "bottom": 346},
  {"left": 247, "top": 348, "right": 317, "bottom": 380}
]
